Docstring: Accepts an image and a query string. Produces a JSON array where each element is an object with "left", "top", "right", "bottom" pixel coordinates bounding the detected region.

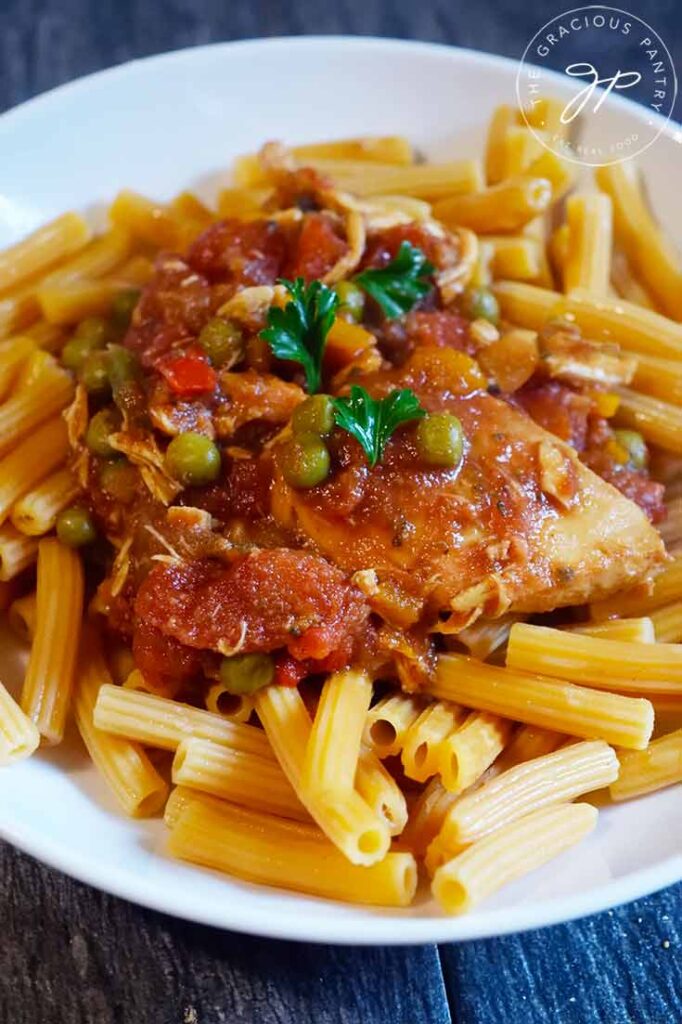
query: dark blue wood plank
[
  {"left": 1, "top": 841, "right": 451, "bottom": 1024},
  {"left": 439, "top": 883, "right": 682, "bottom": 1024}
]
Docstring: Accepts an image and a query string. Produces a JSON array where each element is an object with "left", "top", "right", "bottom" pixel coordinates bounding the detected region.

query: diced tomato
[
  {"left": 274, "top": 653, "right": 309, "bottom": 688},
  {"left": 188, "top": 218, "right": 285, "bottom": 287},
  {"left": 361, "top": 224, "right": 458, "bottom": 272},
  {"left": 157, "top": 347, "right": 217, "bottom": 395},
  {"left": 284, "top": 213, "right": 347, "bottom": 282},
  {"left": 405, "top": 311, "right": 470, "bottom": 351}
]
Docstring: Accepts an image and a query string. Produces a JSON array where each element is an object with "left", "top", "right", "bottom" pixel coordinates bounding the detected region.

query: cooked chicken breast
[{"left": 274, "top": 347, "right": 665, "bottom": 629}]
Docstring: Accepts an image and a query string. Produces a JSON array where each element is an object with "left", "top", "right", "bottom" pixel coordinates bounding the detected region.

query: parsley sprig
[
  {"left": 260, "top": 277, "right": 339, "bottom": 394},
  {"left": 332, "top": 385, "right": 425, "bottom": 468},
  {"left": 354, "top": 241, "right": 434, "bottom": 319}
]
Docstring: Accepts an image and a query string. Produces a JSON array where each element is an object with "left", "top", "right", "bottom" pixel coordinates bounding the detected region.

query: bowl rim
[{"left": 0, "top": 35, "right": 680, "bottom": 944}]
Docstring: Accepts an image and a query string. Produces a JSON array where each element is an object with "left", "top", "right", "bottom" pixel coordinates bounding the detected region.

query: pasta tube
[
  {"left": 437, "top": 741, "right": 618, "bottom": 849},
  {"left": 0, "top": 416, "right": 69, "bottom": 525},
  {"left": 596, "top": 162, "right": 682, "bottom": 320},
  {"left": 483, "top": 236, "right": 541, "bottom": 281},
  {"left": 610, "top": 728, "right": 682, "bottom": 802},
  {"left": 438, "top": 712, "right": 514, "bottom": 792},
  {"left": 74, "top": 628, "right": 168, "bottom": 816},
  {"left": 20, "top": 538, "right": 84, "bottom": 744},
  {"left": 506, "top": 622, "right": 682, "bottom": 694},
  {"left": 401, "top": 700, "right": 467, "bottom": 782},
  {"left": 0, "top": 524, "right": 38, "bottom": 580},
  {"left": 0, "top": 365, "right": 72, "bottom": 459},
  {"left": 563, "top": 193, "right": 613, "bottom": 296},
  {"left": 0, "top": 335, "right": 35, "bottom": 401},
  {"left": 565, "top": 618, "right": 655, "bottom": 643},
  {"left": 204, "top": 682, "right": 253, "bottom": 723},
  {"left": 484, "top": 105, "right": 517, "bottom": 184},
  {"left": 431, "top": 803, "right": 598, "bottom": 914},
  {"left": 303, "top": 668, "right": 372, "bottom": 794},
  {"left": 363, "top": 693, "right": 424, "bottom": 758},
  {"left": 172, "top": 737, "right": 309, "bottom": 821},
  {"left": 0, "top": 213, "right": 91, "bottom": 294},
  {"left": 355, "top": 747, "right": 408, "bottom": 836},
  {"left": 168, "top": 797, "right": 417, "bottom": 908},
  {"left": 631, "top": 353, "right": 682, "bottom": 407},
  {"left": 11, "top": 467, "right": 79, "bottom": 536},
  {"left": 614, "top": 388, "right": 682, "bottom": 455},
  {"left": 8, "top": 592, "right": 37, "bottom": 641},
  {"left": 650, "top": 602, "right": 682, "bottom": 644},
  {"left": 433, "top": 177, "right": 552, "bottom": 233},
  {"left": 0, "top": 680, "right": 40, "bottom": 765},
  {"left": 93, "top": 684, "right": 273, "bottom": 758},
  {"left": 430, "top": 654, "right": 653, "bottom": 750},
  {"left": 255, "top": 685, "right": 389, "bottom": 866},
  {"left": 494, "top": 281, "right": 682, "bottom": 361}
]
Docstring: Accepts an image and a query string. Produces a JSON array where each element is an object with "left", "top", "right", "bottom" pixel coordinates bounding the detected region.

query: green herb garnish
[
  {"left": 260, "top": 277, "right": 339, "bottom": 393},
  {"left": 332, "top": 385, "right": 426, "bottom": 468},
  {"left": 354, "top": 242, "right": 434, "bottom": 319}
]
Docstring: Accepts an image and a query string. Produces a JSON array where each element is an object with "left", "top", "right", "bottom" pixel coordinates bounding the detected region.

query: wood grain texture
[
  {"left": 0, "top": 841, "right": 451, "bottom": 1024},
  {"left": 0, "top": 2, "right": 681, "bottom": 1022}
]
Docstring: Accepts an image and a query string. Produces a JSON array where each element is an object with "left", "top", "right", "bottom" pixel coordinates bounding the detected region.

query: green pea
[
  {"left": 416, "top": 413, "right": 464, "bottom": 468},
  {"left": 165, "top": 432, "right": 221, "bottom": 487},
  {"left": 80, "top": 351, "right": 111, "bottom": 396},
  {"left": 461, "top": 286, "right": 500, "bottom": 325},
  {"left": 291, "top": 394, "right": 335, "bottom": 437},
  {"left": 613, "top": 429, "right": 648, "bottom": 470},
  {"left": 110, "top": 289, "right": 141, "bottom": 331},
  {"left": 85, "top": 408, "right": 121, "bottom": 457},
  {"left": 99, "top": 459, "right": 138, "bottom": 503},
  {"left": 219, "top": 652, "right": 275, "bottom": 695},
  {"left": 56, "top": 506, "right": 97, "bottom": 548},
  {"left": 334, "top": 281, "right": 365, "bottom": 323},
  {"left": 75, "top": 316, "right": 115, "bottom": 347},
  {"left": 279, "top": 433, "right": 331, "bottom": 489},
  {"left": 198, "top": 317, "right": 244, "bottom": 368},
  {"left": 61, "top": 335, "right": 97, "bottom": 374},
  {"left": 105, "top": 344, "right": 140, "bottom": 392}
]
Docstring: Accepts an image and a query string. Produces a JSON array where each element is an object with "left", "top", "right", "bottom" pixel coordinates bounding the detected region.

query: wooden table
[{"left": 1, "top": 2, "right": 680, "bottom": 1021}]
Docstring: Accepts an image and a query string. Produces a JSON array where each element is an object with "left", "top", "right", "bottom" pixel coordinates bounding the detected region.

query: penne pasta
[
  {"left": 650, "top": 602, "right": 682, "bottom": 644},
  {"left": 204, "top": 682, "right": 254, "bottom": 723},
  {"left": 452, "top": 613, "right": 521, "bottom": 661},
  {"left": 0, "top": 679, "right": 41, "bottom": 765},
  {"left": 497, "top": 126, "right": 545, "bottom": 179},
  {"left": 255, "top": 685, "right": 390, "bottom": 866},
  {"left": 430, "top": 653, "right": 654, "bottom": 750},
  {"left": 565, "top": 617, "right": 656, "bottom": 644},
  {"left": 614, "top": 388, "right": 682, "bottom": 454},
  {"left": 355, "top": 747, "right": 408, "bottom": 836},
  {"left": 168, "top": 796, "right": 417, "bottom": 907},
  {"left": 563, "top": 193, "right": 613, "bottom": 296},
  {"left": 109, "top": 190, "right": 189, "bottom": 249},
  {"left": 10, "top": 467, "right": 79, "bottom": 536},
  {"left": 431, "top": 803, "right": 598, "bottom": 914},
  {"left": 506, "top": 622, "right": 682, "bottom": 694},
  {"left": 0, "top": 524, "right": 39, "bottom": 581},
  {"left": 590, "top": 555, "right": 682, "bottom": 621},
  {"left": 436, "top": 740, "right": 618, "bottom": 849},
  {"left": 0, "top": 335, "right": 35, "bottom": 401},
  {"left": 74, "top": 628, "right": 168, "bottom": 816},
  {"left": 610, "top": 728, "right": 682, "bottom": 802},
  {"left": 0, "top": 364, "right": 72, "bottom": 459},
  {"left": 483, "top": 235, "right": 542, "bottom": 281},
  {"left": 433, "top": 176, "right": 552, "bottom": 233},
  {"left": 611, "top": 249, "right": 658, "bottom": 310},
  {"left": 438, "top": 712, "right": 514, "bottom": 793},
  {"left": 8, "top": 591, "right": 37, "bottom": 642},
  {"left": 484, "top": 106, "right": 517, "bottom": 184},
  {"left": 94, "top": 684, "right": 273, "bottom": 758},
  {"left": 303, "top": 668, "right": 373, "bottom": 794},
  {"left": 494, "top": 281, "right": 682, "bottom": 361},
  {"left": 172, "top": 737, "right": 309, "bottom": 821},
  {"left": 632, "top": 352, "right": 682, "bottom": 409},
  {"left": 401, "top": 699, "right": 467, "bottom": 782},
  {"left": 39, "top": 277, "right": 133, "bottom": 324},
  {"left": 488, "top": 723, "right": 565, "bottom": 776},
  {"left": 0, "top": 416, "right": 69, "bottom": 525},
  {"left": 363, "top": 693, "right": 424, "bottom": 758},
  {"left": 20, "top": 538, "right": 84, "bottom": 744},
  {"left": 596, "top": 163, "right": 682, "bottom": 320},
  {"left": 38, "top": 228, "right": 132, "bottom": 289},
  {"left": 0, "top": 213, "right": 91, "bottom": 294}
]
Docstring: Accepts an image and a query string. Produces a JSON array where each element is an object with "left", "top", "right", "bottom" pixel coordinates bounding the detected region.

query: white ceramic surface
[{"left": 0, "top": 37, "right": 680, "bottom": 944}]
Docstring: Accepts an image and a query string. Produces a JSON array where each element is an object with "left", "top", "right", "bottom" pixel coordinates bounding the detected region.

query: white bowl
[{"left": 0, "top": 37, "right": 680, "bottom": 944}]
